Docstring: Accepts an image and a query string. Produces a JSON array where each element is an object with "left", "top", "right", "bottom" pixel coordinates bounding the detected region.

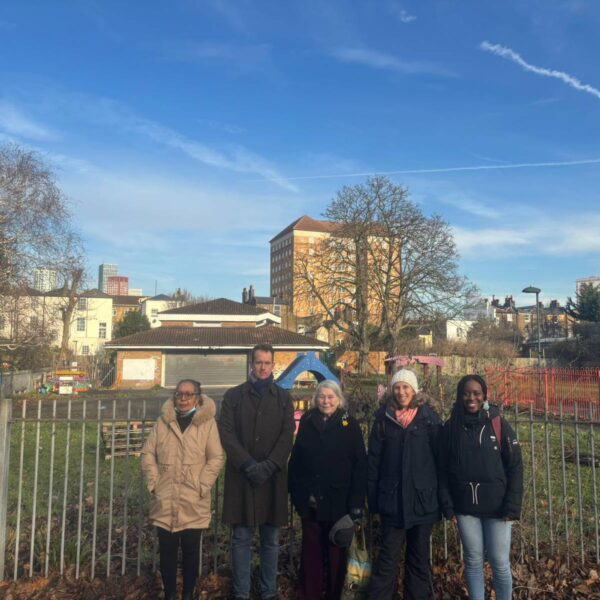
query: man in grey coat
[{"left": 219, "top": 343, "right": 295, "bottom": 600}]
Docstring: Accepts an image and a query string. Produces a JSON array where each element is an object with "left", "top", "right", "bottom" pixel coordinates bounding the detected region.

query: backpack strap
[{"left": 491, "top": 415, "right": 502, "bottom": 449}]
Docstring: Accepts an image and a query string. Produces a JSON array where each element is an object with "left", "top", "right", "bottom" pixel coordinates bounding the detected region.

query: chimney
[
  {"left": 242, "top": 287, "right": 248, "bottom": 303},
  {"left": 249, "top": 284, "right": 255, "bottom": 300}
]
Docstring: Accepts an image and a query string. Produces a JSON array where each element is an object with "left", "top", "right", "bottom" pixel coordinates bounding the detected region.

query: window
[
  {"left": 151, "top": 309, "right": 158, "bottom": 318},
  {"left": 81, "top": 345, "right": 90, "bottom": 355},
  {"left": 99, "top": 322, "right": 107, "bottom": 339},
  {"left": 77, "top": 318, "right": 86, "bottom": 332},
  {"left": 77, "top": 298, "right": 87, "bottom": 310}
]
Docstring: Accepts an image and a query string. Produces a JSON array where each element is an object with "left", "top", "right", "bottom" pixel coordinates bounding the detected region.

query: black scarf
[{"left": 249, "top": 372, "right": 274, "bottom": 396}]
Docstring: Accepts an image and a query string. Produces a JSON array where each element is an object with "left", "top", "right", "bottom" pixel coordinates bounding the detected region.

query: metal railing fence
[
  {"left": 0, "top": 395, "right": 599, "bottom": 584},
  {"left": 486, "top": 367, "right": 600, "bottom": 418}
]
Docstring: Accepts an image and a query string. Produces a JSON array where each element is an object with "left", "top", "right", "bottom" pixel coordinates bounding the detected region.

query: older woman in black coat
[
  {"left": 367, "top": 369, "right": 441, "bottom": 600},
  {"left": 288, "top": 380, "right": 367, "bottom": 600}
]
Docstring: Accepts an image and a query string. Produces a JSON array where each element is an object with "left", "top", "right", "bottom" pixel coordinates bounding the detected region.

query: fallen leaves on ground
[{"left": 1, "top": 556, "right": 600, "bottom": 599}]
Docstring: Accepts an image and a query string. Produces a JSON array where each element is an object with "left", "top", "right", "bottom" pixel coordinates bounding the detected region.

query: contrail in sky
[
  {"left": 480, "top": 41, "right": 600, "bottom": 100},
  {"left": 247, "top": 157, "right": 600, "bottom": 184}
]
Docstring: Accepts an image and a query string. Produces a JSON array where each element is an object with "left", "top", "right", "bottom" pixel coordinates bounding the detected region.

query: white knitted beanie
[{"left": 390, "top": 369, "right": 419, "bottom": 393}]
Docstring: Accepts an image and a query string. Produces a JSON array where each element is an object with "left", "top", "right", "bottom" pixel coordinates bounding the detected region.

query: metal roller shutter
[{"left": 164, "top": 352, "right": 248, "bottom": 387}]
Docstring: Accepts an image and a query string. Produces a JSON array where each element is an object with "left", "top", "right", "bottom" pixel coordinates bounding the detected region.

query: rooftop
[
  {"left": 162, "top": 297, "right": 269, "bottom": 316},
  {"left": 269, "top": 215, "right": 339, "bottom": 243},
  {"left": 106, "top": 325, "right": 328, "bottom": 349}
]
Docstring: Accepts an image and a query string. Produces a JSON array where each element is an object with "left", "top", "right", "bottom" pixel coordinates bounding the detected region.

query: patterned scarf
[{"left": 394, "top": 407, "right": 418, "bottom": 428}]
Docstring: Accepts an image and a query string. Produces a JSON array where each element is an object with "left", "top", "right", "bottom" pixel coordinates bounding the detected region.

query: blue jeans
[
  {"left": 456, "top": 515, "right": 513, "bottom": 600},
  {"left": 231, "top": 524, "right": 279, "bottom": 599}
]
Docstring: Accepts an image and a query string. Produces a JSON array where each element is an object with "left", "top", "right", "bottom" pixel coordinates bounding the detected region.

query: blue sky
[{"left": 2, "top": 0, "right": 600, "bottom": 306}]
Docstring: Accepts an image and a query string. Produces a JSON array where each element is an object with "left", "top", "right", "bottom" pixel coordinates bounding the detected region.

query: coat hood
[{"left": 160, "top": 394, "right": 217, "bottom": 426}]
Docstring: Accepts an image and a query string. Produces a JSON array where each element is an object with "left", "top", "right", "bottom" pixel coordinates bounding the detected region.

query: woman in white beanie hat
[{"left": 367, "top": 369, "right": 441, "bottom": 599}]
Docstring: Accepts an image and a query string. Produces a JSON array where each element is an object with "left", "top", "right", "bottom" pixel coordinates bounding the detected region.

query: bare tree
[
  {"left": 294, "top": 177, "right": 474, "bottom": 374},
  {"left": 0, "top": 144, "right": 85, "bottom": 360},
  {"left": 171, "top": 288, "right": 213, "bottom": 305}
]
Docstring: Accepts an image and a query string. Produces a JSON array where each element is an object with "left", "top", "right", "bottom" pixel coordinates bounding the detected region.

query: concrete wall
[
  {"left": 437, "top": 355, "right": 557, "bottom": 376},
  {"left": 0, "top": 369, "right": 50, "bottom": 396}
]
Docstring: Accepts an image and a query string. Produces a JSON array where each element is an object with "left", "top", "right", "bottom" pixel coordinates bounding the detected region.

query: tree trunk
[{"left": 59, "top": 269, "right": 83, "bottom": 362}]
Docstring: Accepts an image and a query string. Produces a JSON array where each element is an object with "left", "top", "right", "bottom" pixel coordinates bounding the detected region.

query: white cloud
[
  {"left": 454, "top": 213, "right": 600, "bottom": 259},
  {"left": 0, "top": 100, "right": 57, "bottom": 141},
  {"left": 387, "top": 1, "right": 417, "bottom": 23},
  {"left": 439, "top": 195, "right": 501, "bottom": 219},
  {"left": 453, "top": 226, "right": 532, "bottom": 257},
  {"left": 75, "top": 96, "right": 298, "bottom": 192},
  {"left": 481, "top": 41, "right": 600, "bottom": 101},
  {"left": 247, "top": 156, "right": 600, "bottom": 184},
  {"left": 331, "top": 48, "right": 456, "bottom": 77}
]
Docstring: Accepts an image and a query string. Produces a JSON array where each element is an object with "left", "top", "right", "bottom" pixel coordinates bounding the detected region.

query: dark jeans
[
  {"left": 297, "top": 516, "right": 347, "bottom": 600},
  {"left": 157, "top": 527, "right": 202, "bottom": 596},
  {"left": 231, "top": 524, "right": 279, "bottom": 599},
  {"left": 368, "top": 522, "right": 434, "bottom": 600}
]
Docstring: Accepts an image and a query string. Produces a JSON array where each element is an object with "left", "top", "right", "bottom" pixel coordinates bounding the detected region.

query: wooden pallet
[{"left": 102, "top": 421, "right": 146, "bottom": 459}]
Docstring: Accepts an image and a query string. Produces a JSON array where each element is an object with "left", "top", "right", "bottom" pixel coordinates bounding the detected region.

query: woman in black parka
[
  {"left": 438, "top": 374, "right": 523, "bottom": 600},
  {"left": 367, "top": 368, "right": 441, "bottom": 600},
  {"left": 288, "top": 380, "right": 367, "bottom": 600}
]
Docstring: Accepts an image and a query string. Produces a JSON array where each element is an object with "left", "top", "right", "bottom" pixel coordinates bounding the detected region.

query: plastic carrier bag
[{"left": 341, "top": 525, "right": 371, "bottom": 600}]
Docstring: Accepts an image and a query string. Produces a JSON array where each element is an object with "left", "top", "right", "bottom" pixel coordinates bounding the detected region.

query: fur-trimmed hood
[{"left": 159, "top": 394, "right": 217, "bottom": 426}]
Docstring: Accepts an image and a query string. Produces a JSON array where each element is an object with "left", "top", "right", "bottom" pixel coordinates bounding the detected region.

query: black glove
[
  {"left": 246, "top": 460, "right": 278, "bottom": 487},
  {"left": 349, "top": 507, "right": 364, "bottom": 522},
  {"left": 240, "top": 459, "right": 258, "bottom": 473}
]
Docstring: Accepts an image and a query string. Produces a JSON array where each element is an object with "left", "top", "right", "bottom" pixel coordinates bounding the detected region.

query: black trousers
[
  {"left": 368, "top": 523, "right": 434, "bottom": 600},
  {"left": 157, "top": 527, "right": 202, "bottom": 596}
]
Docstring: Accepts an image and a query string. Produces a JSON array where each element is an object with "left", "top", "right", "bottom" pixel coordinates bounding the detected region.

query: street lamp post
[{"left": 522, "top": 286, "right": 542, "bottom": 368}]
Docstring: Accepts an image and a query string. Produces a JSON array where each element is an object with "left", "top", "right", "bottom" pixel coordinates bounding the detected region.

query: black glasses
[{"left": 174, "top": 391, "right": 198, "bottom": 400}]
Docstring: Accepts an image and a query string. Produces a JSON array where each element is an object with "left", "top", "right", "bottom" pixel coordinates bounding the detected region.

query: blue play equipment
[{"left": 275, "top": 351, "right": 339, "bottom": 389}]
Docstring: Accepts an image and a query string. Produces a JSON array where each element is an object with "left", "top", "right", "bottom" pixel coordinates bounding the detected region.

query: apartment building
[{"left": 0, "top": 288, "right": 113, "bottom": 356}]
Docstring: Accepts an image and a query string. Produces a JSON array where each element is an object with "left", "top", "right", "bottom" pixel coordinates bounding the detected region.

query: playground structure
[
  {"left": 276, "top": 351, "right": 340, "bottom": 432},
  {"left": 275, "top": 351, "right": 339, "bottom": 389}
]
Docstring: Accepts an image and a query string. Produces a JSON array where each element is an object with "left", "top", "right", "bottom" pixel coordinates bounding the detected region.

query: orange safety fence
[{"left": 485, "top": 367, "right": 600, "bottom": 419}]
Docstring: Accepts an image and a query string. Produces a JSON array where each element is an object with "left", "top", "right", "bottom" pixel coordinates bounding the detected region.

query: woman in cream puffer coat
[{"left": 142, "top": 379, "right": 225, "bottom": 600}]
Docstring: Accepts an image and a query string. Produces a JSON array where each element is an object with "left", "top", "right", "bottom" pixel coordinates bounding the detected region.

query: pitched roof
[
  {"left": 269, "top": 215, "right": 339, "bottom": 243},
  {"left": 147, "top": 294, "right": 173, "bottom": 301},
  {"left": 111, "top": 295, "right": 143, "bottom": 306},
  {"left": 162, "top": 298, "right": 268, "bottom": 316},
  {"left": 105, "top": 325, "right": 328, "bottom": 349},
  {"left": 43, "top": 288, "right": 111, "bottom": 299}
]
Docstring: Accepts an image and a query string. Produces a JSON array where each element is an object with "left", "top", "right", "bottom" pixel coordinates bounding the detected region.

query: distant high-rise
[
  {"left": 98, "top": 263, "right": 118, "bottom": 292},
  {"left": 106, "top": 275, "right": 129, "bottom": 296},
  {"left": 33, "top": 268, "right": 57, "bottom": 292},
  {"left": 576, "top": 276, "right": 600, "bottom": 295}
]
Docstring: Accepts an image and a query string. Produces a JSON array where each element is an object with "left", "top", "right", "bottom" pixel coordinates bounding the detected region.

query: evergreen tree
[
  {"left": 566, "top": 283, "right": 600, "bottom": 322},
  {"left": 114, "top": 311, "right": 151, "bottom": 338}
]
